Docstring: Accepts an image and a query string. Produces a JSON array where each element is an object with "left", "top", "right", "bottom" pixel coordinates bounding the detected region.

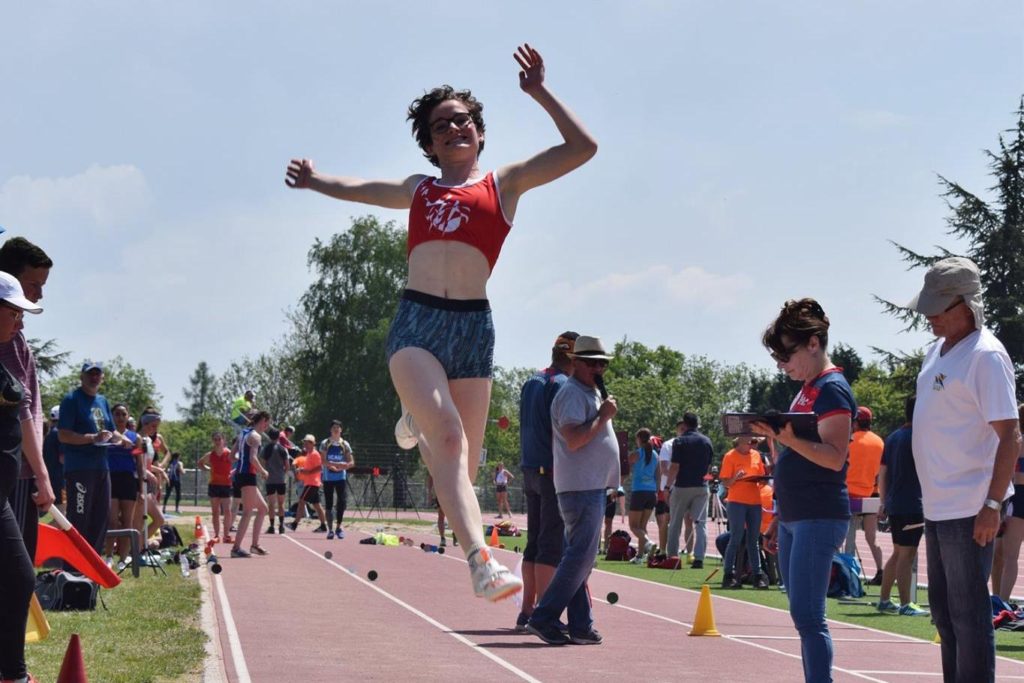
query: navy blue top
[
  {"left": 107, "top": 430, "right": 138, "bottom": 474},
  {"left": 880, "top": 425, "right": 922, "bottom": 516},
  {"left": 671, "top": 430, "right": 713, "bottom": 487},
  {"left": 774, "top": 368, "right": 856, "bottom": 523},
  {"left": 519, "top": 367, "right": 569, "bottom": 470},
  {"left": 43, "top": 426, "right": 62, "bottom": 483},
  {"left": 58, "top": 388, "right": 114, "bottom": 473}
]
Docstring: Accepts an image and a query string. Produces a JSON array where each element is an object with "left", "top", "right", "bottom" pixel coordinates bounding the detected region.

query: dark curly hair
[
  {"left": 407, "top": 85, "right": 486, "bottom": 168},
  {"left": 762, "top": 298, "right": 830, "bottom": 358}
]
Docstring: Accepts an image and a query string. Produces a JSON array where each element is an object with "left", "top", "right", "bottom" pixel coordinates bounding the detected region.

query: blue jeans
[
  {"left": 529, "top": 489, "right": 604, "bottom": 634},
  {"left": 777, "top": 518, "right": 848, "bottom": 683},
  {"left": 725, "top": 501, "right": 762, "bottom": 576},
  {"left": 925, "top": 516, "right": 995, "bottom": 683}
]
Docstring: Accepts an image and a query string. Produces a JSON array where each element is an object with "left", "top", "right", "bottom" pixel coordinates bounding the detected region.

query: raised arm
[
  {"left": 496, "top": 44, "right": 598, "bottom": 213},
  {"left": 285, "top": 159, "right": 425, "bottom": 210}
]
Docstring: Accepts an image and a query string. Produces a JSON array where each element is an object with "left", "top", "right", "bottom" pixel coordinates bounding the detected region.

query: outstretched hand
[
  {"left": 514, "top": 43, "right": 545, "bottom": 93},
  {"left": 285, "top": 158, "right": 314, "bottom": 189}
]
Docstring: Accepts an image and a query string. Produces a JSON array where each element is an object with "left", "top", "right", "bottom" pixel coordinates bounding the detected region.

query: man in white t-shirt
[{"left": 909, "top": 256, "right": 1021, "bottom": 683}]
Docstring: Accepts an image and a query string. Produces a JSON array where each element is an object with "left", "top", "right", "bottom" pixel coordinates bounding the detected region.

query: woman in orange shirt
[{"left": 720, "top": 437, "right": 769, "bottom": 589}]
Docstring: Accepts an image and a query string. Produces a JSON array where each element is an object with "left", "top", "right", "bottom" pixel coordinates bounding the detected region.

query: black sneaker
[
  {"left": 691, "top": 559, "right": 704, "bottom": 569},
  {"left": 722, "top": 573, "right": 742, "bottom": 589},
  {"left": 514, "top": 612, "right": 530, "bottom": 633},
  {"left": 569, "top": 628, "right": 603, "bottom": 645},
  {"left": 266, "top": 525, "right": 276, "bottom": 534},
  {"left": 286, "top": 521, "right": 297, "bottom": 532},
  {"left": 313, "top": 525, "right": 328, "bottom": 533},
  {"left": 278, "top": 524, "right": 286, "bottom": 534},
  {"left": 754, "top": 573, "right": 770, "bottom": 590},
  {"left": 867, "top": 572, "right": 883, "bottom": 586},
  {"left": 526, "top": 621, "right": 569, "bottom": 645}
]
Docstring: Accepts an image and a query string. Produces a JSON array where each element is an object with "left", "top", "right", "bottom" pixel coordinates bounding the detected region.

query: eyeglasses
[
  {"left": 0, "top": 305, "right": 23, "bottom": 322},
  {"left": 943, "top": 298, "right": 965, "bottom": 313},
  {"left": 770, "top": 344, "right": 800, "bottom": 364},
  {"left": 429, "top": 112, "right": 474, "bottom": 136},
  {"left": 580, "top": 358, "right": 608, "bottom": 368}
]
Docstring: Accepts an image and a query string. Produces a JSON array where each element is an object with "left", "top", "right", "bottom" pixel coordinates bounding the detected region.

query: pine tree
[
  {"left": 179, "top": 361, "right": 217, "bottom": 423},
  {"left": 877, "top": 98, "right": 1024, "bottom": 394}
]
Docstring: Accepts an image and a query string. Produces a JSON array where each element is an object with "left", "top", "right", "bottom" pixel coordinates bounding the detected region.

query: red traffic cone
[
  {"left": 57, "top": 633, "right": 88, "bottom": 683},
  {"left": 194, "top": 516, "right": 205, "bottom": 541}
]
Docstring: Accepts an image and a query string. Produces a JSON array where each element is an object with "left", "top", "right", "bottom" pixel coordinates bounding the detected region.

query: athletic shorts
[
  {"left": 208, "top": 484, "right": 232, "bottom": 499},
  {"left": 300, "top": 485, "right": 321, "bottom": 504},
  {"left": 231, "top": 479, "right": 242, "bottom": 498},
  {"left": 385, "top": 289, "right": 495, "bottom": 380},
  {"left": 495, "top": 484, "right": 508, "bottom": 494},
  {"left": 265, "top": 483, "right": 286, "bottom": 496},
  {"left": 522, "top": 468, "right": 563, "bottom": 566},
  {"left": 110, "top": 471, "right": 139, "bottom": 501},
  {"left": 1010, "top": 488, "right": 1024, "bottom": 520},
  {"left": 236, "top": 473, "right": 257, "bottom": 488},
  {"left": 889, "top": 513, "right": 925, "bottom": 547},
  {"left": 629, "top": 490, "right": 656, "bottom": 512}
]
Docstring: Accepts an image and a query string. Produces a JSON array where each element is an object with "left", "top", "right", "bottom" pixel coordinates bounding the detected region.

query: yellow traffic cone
[
  {"left": 688, "top": 584, "right": 722, "bottom": 636},
  {"left": 25, "top": 593, "right": 50, "bottom": 643},
  {"left": 933, "top": 631, "right": 941, "bottom": 644}
]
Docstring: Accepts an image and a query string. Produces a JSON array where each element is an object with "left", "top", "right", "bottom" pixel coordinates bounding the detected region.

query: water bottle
[{"left": 179, "top": 552, "right": 191, "bottom": 578}]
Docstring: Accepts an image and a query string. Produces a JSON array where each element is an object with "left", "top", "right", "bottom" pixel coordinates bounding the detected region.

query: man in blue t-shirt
[
  {"left": 665, "top": 412, "right": 714, "bottom": 567},
  {"left": 876, "top": 396, "right": 928, "bottom": 616},
  {"left": 57, "top": 361, "right": 118, "bottom": 553},
  {"left": 514, "top": 331, "right": 577, "bottom": 633}
]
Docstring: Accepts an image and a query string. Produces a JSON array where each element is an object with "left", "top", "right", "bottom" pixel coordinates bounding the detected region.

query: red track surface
[{"left": 205, "top": 519, "right": 1024, "bottom": 682}]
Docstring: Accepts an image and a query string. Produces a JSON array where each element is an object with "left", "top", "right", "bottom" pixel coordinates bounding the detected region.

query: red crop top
[{"left": 407, "top": 172, "right": 513, "bottom": 271}]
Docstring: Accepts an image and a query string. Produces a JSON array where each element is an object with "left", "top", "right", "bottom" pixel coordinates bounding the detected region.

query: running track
[{"left": 202, "top": 520, "right": 1024, "bottom": 682}]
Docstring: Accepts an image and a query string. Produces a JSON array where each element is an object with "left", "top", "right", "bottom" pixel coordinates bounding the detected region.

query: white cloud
[
  {"left": 0, "top": 164, "right": 151, "bottom": 236},
  {"left": 543, "top": 264, "right": 753, "bottom": 309}
]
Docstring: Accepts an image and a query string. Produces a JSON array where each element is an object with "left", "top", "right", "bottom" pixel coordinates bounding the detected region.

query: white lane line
[
  {"left": 283, "top": 535, "right": 542, "bottom": 683},
  {"left": 851, "top": 673, "right": 1024, "bottom": 680},
  {"left": 213, "top": 572, "right": 252, "bottom": 683},
  {"left": 591, "top": 596, "right": 890, "bottom": 683},
  {"left": 729, "top": 635, "right": 930, "bottom": 644}
]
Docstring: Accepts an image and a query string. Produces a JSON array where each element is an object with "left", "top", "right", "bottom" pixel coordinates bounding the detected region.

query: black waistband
[{"left": 402, "top": 289, "right": 490, "bottom": 312}]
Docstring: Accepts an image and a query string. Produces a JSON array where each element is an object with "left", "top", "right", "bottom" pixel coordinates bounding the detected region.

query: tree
[
  {"left": 294, "top": 216, "right": 408, "bottom": 442},
  {"left": 178, "top": 361, "right": 218, "bottom": 423},
  {"left": 830, "top": 343, "right": 864, "bottom": 386},
  {"left": 211, "top": 343, "right": 304, "bottom": 429},
  {"left": 877, "top": 99, "right": 1024, "bottom": 394},
  {"left": 41, "top": 356, "right": 161, "bottom": 416},
  {"left": 481, "top": 366, "right": 533, "bottom": 472},
  {"left": 747, "top": 370, "right": 800, "bottom": 415},
  {"left": 27, "top": 337, "right": 70, "bottom": 380}
]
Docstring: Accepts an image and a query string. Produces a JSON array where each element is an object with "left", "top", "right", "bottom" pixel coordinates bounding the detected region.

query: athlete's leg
[
  {"left": 390, "top": 348, "right": 488, "bottom": 555},
  {"left": 247, "top": 487, "right": 268, "bottom": 549}
]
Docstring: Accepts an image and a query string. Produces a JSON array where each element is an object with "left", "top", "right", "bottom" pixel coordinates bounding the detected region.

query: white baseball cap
[
  {"left": 50, "top": 405, "right": 59, "bottom": 420},
  {"left": 0, "top": 272, "right": 41, "bottom": 314}
]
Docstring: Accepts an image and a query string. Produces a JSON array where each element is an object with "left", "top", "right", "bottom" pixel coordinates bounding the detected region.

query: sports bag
[{"left": 35, "top": 570, "right": 99, "bottom": 611}]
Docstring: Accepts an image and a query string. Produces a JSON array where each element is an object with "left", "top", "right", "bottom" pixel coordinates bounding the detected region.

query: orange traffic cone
[
  {"left": 194, "top": 516, "right": 205, "bottom": 542},
  {"left": 57, "top": 633, "right": 88, "bottom": 683},
  {"left": 489, "top": 526, "right": 499, "bottom": 547},
  {"left": 688, "top": 584, "right": 722, "bottom": 637}
]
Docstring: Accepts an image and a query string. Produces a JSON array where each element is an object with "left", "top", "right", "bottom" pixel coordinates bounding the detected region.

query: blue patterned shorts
[{"left": 385, "top": 289, "right": 495, "bottom": 379}]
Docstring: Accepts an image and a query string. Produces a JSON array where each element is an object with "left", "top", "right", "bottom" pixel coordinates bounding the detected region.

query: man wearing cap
[
  {"left": 230, "top": 389, "right": 256, "bottom": 430},
  {"left": 0, "top": 236, "right": 56, "bottom": 562},
  {"left": 665, "top": 412, "right": 714, "bottom": 568},
  {"left": 526, "top": 335, "right": 618, "bottom": 646},
  {"left": 58, "top": 361, "right": 120, "bottom": 553},
  {"left": 844, "top": 405, "right": 886, "bottom": 584},
  {"left": 908, "top": 256, "right": 1021, "bottom": 682},
  {"left": 514, "top": 331, "right": 578, "bottom": 633}
]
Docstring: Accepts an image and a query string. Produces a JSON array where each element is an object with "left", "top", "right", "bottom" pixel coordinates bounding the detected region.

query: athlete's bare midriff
[{"left": 406, "top": 241, "right": 491, "bottom": 300}]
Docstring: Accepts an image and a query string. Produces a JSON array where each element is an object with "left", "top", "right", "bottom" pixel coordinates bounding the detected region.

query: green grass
[
  {"left": 28, "top": 522, "right": 206, "bottom": 682},
  {"left": 495, "top": 530, "right": 1024, "bottom": 662}
]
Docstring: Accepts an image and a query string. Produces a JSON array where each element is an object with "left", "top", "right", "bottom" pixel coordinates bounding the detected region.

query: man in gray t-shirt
[
  {"left": 526, "top": 335, "right": 619, "bottom": 647},
  {"left": 260, "top": 428, "right": 291, "bottom": 534}
]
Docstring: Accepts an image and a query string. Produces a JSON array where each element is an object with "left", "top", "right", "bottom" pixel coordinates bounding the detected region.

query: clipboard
[{"left": 721, "top": 412, "right": 821, "bottom": 443}]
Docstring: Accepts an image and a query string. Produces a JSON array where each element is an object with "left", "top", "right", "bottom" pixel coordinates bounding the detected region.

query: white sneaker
[
  {"left": 468, "top": 548, "right": 523, "bottom": 602},
  {"left": 394, "top": 410, "right": 418, "bottom": 450}
]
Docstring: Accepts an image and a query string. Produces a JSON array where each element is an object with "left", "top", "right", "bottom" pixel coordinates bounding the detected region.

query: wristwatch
[{"left": 983, "top": 498, "right": 1002, "bottom": 511}]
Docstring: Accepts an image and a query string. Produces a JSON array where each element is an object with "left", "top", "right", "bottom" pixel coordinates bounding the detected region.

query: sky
[{"left": 2, "top": 1, "right": 1022, "bottom": 415}]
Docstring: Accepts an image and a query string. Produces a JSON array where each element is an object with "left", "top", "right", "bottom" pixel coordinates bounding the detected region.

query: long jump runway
[{"left": 206, "top": 526, "right": 1024, "bottom": 682}]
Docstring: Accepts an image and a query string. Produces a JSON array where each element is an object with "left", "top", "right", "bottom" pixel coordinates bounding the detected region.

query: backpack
[
  {"left": 827, "top": 552, "right": 865, "bottom": 598},
  {"left": 35, "top": 570, "right": 99, "bottom": 611},
  {"left": 646, "top": 552, "right": 682, "bottom": 569},
  {"left": 605, "top": 530, "right": 635, "bottom": 561},
  {"left": 159, "top": 524, "right": 184, "bottom": 549}
]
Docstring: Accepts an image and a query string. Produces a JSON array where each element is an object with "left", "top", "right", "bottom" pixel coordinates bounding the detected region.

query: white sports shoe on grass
[
  {"left": 395, "top": 410, "right": 418, "bottom": 450},
  {"left": 468, "top": 548, "right": 523, "bottom": 602}
]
